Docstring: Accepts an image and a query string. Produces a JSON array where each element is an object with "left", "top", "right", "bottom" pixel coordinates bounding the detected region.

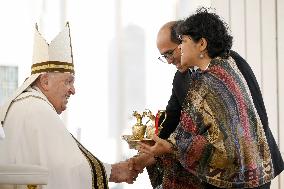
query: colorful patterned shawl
[{"left": 173, "top": 57, "right": 274, "bottom": 188}]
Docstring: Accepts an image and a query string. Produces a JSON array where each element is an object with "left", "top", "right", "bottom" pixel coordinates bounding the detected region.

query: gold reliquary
[{"left": 122, "top": 109, "right": 166, "bottom": 149}]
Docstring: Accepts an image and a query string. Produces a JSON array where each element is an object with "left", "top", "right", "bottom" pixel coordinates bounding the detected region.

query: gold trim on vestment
[
  {"left": 31, "top": 61, "right": 74, "bottom": 74},
  {"left": 12, "top": 95, "right": 47, "bottom": 103},
  {"left": 74, "top": 138, "right": 108, "bottom": 189}
]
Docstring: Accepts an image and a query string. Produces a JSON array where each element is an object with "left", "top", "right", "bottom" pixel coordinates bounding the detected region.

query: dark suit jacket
[{"left": 158, "top": 50, "right": 284, "bottom": 176}]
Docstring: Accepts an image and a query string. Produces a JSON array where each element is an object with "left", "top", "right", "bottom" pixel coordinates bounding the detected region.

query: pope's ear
[{"left": 38, "top": 73, "right": 50, "bottom": 91}]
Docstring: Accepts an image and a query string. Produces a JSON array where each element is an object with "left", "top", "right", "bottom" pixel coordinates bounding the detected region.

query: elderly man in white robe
[{"left": 0, "top": 23, "right": 138, "bottom": 189}]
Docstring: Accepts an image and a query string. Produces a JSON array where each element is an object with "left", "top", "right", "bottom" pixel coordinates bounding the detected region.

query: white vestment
[{"left": 0, "top": 87, "right": 109, "bottom": 189}]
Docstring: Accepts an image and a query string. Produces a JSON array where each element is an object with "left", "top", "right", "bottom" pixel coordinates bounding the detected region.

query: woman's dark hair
[
  {"left": 176, "top": 7, "right": 233, "bottom": 58},
  {"left": 170, "top": 20, "right": 183, "bottom": 44}
]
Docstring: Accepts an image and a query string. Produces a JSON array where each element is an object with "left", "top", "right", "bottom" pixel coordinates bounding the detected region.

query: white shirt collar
[{"left": 190, "top": 62, "right": 211, "bottom": 72}]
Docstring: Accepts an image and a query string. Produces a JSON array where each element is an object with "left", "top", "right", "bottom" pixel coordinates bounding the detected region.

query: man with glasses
[
  {"left": 158, "top": 45, "right": 179, "bottom": 63},
  {"left": 128, "top": 21, "right": 283, "bottom": 188},
  {"left": 155, "top": 21, "right": 192, "bottom": 140},
  {"left": 128, "top": 21, "right": 199, "bottom": 188}
]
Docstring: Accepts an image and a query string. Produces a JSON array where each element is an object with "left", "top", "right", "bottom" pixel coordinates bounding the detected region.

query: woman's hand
[{"left": 137, "top": 135, "right": 173, "bottom": 156}]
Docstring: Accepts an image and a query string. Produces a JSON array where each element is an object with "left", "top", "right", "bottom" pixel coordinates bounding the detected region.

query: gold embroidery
[
  {"left": 13, "top": 95, "right": 46, "bottom": 103},
  {"left": 31, "top": 64, "right": 74, "bottom": 72},
  {"left": 76, "top": 140, "right": 108, "bottom": 189},
  {"left": 12, "top": 94, "right": 56, "bottom": 113}
]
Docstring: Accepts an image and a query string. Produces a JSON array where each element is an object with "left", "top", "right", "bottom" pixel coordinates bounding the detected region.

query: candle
[{"left": 154, "top": 112, "right": 160, "bottom": 135}]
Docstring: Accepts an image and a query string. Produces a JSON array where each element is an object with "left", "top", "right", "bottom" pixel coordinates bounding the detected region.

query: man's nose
[
  {"left": 166, "top": 57, "right": 174, "bottom": 65},
  {"left": 70, "top": 85, "right": 75, "bottom": 95}
]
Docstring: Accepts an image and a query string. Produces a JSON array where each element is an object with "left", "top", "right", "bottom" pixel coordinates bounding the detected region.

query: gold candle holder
[
  {"left": 143, "top": 109, "right": 156, "bottom": 139},
  {"left": 143, "top": 109, "right": 166, "bottom": 139},
  {"left": 131, "top": 111, "right": 146, "bottom": 140},
  {"left": 122, "top": 110, "right": 165, "bottom": 150}
]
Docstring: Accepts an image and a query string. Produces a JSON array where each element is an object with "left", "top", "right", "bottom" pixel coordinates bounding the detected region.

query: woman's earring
[{"left": 199, "top": 53, "right": 204, "bottom": 59}]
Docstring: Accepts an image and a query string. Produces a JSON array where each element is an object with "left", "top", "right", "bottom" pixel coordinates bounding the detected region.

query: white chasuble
[{"left": 0, "top": 87, "right": 108, "bottom": 189}]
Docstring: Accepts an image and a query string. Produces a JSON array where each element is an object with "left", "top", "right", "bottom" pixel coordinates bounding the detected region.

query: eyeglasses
[{"left": 158, "top": 45, "right": 179, "bottom": 63}]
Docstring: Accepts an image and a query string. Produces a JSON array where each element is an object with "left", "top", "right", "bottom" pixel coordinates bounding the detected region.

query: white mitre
[{"left": 0, "top": 22, "right": 74, "bottom": 139}]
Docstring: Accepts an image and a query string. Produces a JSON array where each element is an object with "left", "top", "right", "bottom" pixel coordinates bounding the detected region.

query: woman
[{"left": 139, "top": 8, "right": 274, "bottom": 189}]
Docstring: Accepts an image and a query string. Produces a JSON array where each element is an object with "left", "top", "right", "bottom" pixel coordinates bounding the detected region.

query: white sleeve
[
  {"left": 103, "top": 162, "right": 112, "bottom": 180},
  {"left": 0, "top": 127, "right": 5, "bottom": 139}
]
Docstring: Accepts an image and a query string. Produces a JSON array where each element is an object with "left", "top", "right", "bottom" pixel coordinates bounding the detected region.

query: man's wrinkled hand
[{"left": 109, "top": 161, "right": 139, "bottom": 184}]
